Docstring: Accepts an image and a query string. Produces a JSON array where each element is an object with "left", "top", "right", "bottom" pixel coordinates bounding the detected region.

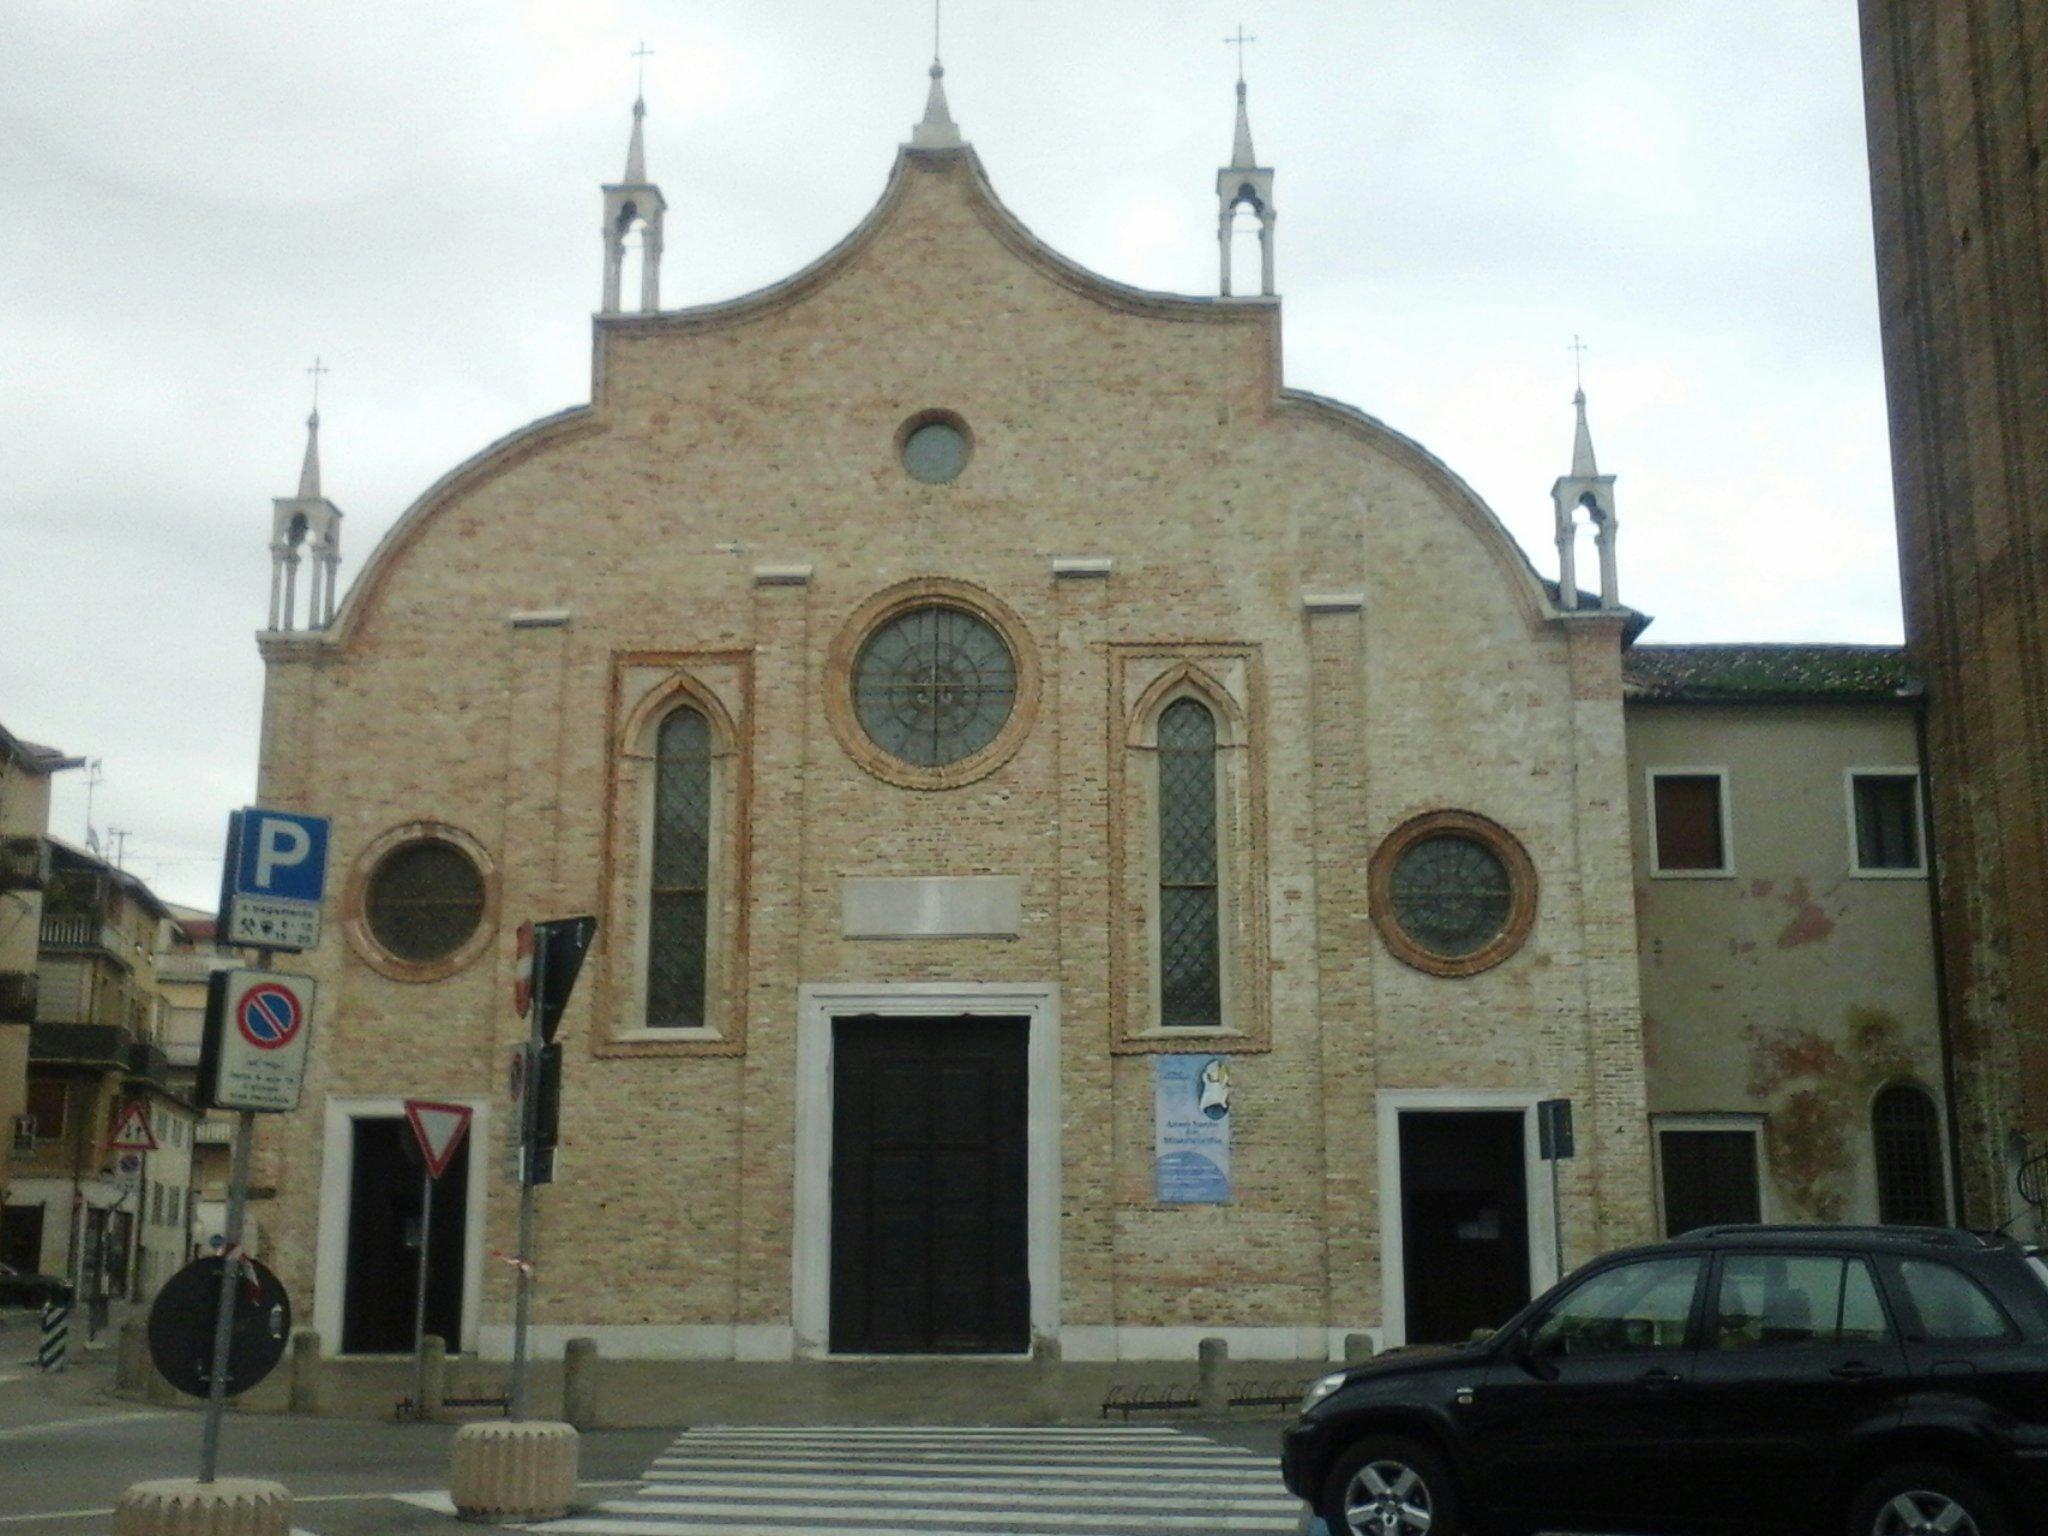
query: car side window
[
  {"left": 1893, "top": 1259, "right": 2017, "bottom": 1342},
  {"left": 1530, "top": 1256, "right": 1702, "bottom": 1357},
  {"left": 1712, "top": 1255, "right": 1892, "bottom": 1349}
]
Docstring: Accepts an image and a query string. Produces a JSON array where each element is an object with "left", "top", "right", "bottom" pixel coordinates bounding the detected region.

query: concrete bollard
[
  {"left": 117, "top": 1319, "right": 147, "bottom": 1392},
  {"left": 288, "top": 1330, "right": 322, "bottom": 1415},
  {"left": 450, "top": 1421, "right": 579, "bottom": 1522},
  {"left": 1031, "top": 1332, "right": 1064, "bottom": 1419},
  {"left": 1197, "top": 1336, "right": 1229, "bottom": 1417},
  {"left": 113, "top": 1478, "right": 290, "bottom": 1536},
  {"left": 1343, "top": 1331, "right": 1376, "bottom": 1364},
  {"left": 562, "top": 1337, "right": 599, "bottom": 1430},
  {"left": 418, "top": 1335, "right": 448, "bottom": 1421}
]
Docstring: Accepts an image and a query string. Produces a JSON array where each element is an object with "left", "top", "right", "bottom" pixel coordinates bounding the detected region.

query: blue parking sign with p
[
  {"left": 235, "top": 810, "right": 329, "bottom": 902},
  {"left": 224, "top": 807, "right": 330, "bottom": 951}
]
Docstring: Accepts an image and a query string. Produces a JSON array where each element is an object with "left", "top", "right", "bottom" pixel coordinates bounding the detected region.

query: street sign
[
  {"left": 147, "top": 1255, "right": 291, "bottom": 1399},
  {"left": 1537, "top": 1098, "right": 1575, "bottom": 1161},
  {"left": 108, "top": 1100, "right": 158, "bottom": 1151},
  {"left": 403, "top": 1100, "right": 473, "bottom": 1180},
  {"left": 529, "top": 916, "right": 597, "bottom": 1043},
  {"left": 222, "top": 807, "right": 330, "bottom": 951},
  {"left": 199, "top": 969, "right": 316, "bottom": 1113},
  {"left": 114, "top": 1151, "right": 143, "bottom": 1192}
]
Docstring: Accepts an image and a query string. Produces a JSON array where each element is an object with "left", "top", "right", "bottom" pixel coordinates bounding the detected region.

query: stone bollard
[
  {"left": 117, "top": 1320, "right": 147, "bottom": 1393},
  {"left": 1343, "top": 1331, "right": 1376, "bottom": 1364},
  {"left": 288, "top": 1330, "right": 322, "bottom": 1415},
  {"left": 1197, "top": 1336, "right": 1229, "bottom": 1417},
  {"left": 417, "top": 1335, "right": 448, "bottom": 1421},
  {"left": 113, "top": 1478, "right": 291, "bottom": 1536},
  {"left": 1031, "top": 1332, "right": 1064, "bottom": 1419},
  {"left": 450, "top": 1421, "right": 580, "bottom": 1523},
  {"left": 562, "top": 1337, "right": 599, "bottom": 1430}
]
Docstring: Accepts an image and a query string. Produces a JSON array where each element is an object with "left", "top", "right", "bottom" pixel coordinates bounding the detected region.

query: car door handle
[
  {"left": 1830, "top": 1361, "right": 1885, "bottom": 1381},
  {"left": 1637, "top": 1368, "right": 1684, "bottom": 1388}
]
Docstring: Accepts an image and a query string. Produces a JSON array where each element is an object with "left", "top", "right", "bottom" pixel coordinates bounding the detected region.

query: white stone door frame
[
  {"left": 314, "top": 1094, "right": 491, "bottom": 1356},
  {"left": 793, "top": 981, "right": 1061, "bottom": 1358},
  {"left": 1375, "top": 1088, "right": 1560, "bottom": 1350}
]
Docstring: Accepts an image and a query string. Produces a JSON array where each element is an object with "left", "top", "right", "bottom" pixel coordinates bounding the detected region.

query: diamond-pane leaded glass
[
  {"left": 647, "top": 707, "right": 712, "bottom": 1028},
  {"left": 1158, "top": 699, "right": 1221, "bottom": 1028},
  {"left": 1388, "top": 834, "right": 1511, "bottom": 958},
  {"left": 853, "top": 605, "right": 1017, "bottom": 768},
  {"left": 365, "top": 841, "right": 485, "bottom": 963}
]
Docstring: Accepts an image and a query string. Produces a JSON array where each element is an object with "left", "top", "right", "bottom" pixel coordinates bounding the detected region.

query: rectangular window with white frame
[
  {"left": 1846, "top": 768, "right": 1926, "bottom": 877},
  {"left": 1647, "top": 768, "right": 1733, "bottom": 877},
  {"left": 1655, "top": 1115, "right": 1766, "bottom": 1236}
]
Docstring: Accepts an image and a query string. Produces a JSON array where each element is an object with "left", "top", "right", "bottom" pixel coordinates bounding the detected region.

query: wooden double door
[{"left": 829, "top": 1016, "right": 1030, "bottom": 1354}]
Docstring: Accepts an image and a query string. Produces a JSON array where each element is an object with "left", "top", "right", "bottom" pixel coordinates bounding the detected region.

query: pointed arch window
[
  {"left": 1157, "top": 698, "right": 1223, "bottom": 1029},
  {"left": 1873, "top": 1083, "right": 1947, "bottom": 1226},
  {"left": 647, "top": 706, "right": 712, "bottom": 1029}
]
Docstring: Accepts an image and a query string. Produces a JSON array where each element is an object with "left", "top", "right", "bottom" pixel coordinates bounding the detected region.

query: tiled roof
[{"left": 1624, "top": 644, "right": 1913, "bottom": 703}]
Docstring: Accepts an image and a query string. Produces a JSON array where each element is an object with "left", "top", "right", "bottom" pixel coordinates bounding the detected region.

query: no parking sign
[{"left": 200, "top": 969, "right": 317, "bottom": 1113}]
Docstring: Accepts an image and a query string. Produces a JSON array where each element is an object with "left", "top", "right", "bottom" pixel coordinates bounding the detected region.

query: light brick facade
[{"left": 252, "top": 140, "right": 1662, "bottom": 1362}]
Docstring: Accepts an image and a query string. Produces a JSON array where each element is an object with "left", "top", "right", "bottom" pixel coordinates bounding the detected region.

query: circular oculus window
[
  {"left": 853, "top": 603, "right": 1017, "bottom": 768},
  {"left": 901, "top": 418, "right": 971, "bottom": 484},
  {"left": 363, "top": 839, "right": 487, "bottom": 965},
  {"left": 1370, "top": 811, "right": 1537, "bottom": 976}
]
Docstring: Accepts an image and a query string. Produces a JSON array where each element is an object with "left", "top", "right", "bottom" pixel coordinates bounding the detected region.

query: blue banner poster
[{"left": 1154, "top": 1054, "right": 1232, "bottom": 1204}]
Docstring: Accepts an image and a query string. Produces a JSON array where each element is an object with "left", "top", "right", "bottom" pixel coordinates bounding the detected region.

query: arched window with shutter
[
  {"left": 1157, "top": 697, "right": 1222, "bottom": 1029},
  {"left": 647, "top": 705, "right": 713, "bottom": 1029},
  {"left": 1873, "top": 1083, "right": 1947, "bottom": 1226}
]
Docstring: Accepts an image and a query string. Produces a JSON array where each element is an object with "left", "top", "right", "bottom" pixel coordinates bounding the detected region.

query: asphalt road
[{"left": 0, "top": 1321, "right": 1300, "bottom": 1536}]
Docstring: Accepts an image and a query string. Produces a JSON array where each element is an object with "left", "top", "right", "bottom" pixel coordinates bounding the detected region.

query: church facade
[{"left": 245, "top": 73, "right": 1951, "bottom": 1365}]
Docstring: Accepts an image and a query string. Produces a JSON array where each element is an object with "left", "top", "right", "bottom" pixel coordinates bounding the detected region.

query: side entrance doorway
[
  {"left": 828, "top": 1015, "right": 1029, "bottom": 1354},
  {"left": 340, "top": 1116, "right": 469, "bottom": 1354},
  {"left": 1398, "top": 1109, "right": 1533, "bottom": 1344}
]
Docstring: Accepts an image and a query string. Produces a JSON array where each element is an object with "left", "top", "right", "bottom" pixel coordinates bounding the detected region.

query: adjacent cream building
[{"left": 241, "top": 75, "right": 1946, "bottom": 1366}]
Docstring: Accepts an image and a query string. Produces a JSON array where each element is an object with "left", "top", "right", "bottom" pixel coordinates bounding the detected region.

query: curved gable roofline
[
  {"left": 593, "top": 145, "right": 1279, "bottom": 343},
  {"left": 1278, "top": 387, "right": 1644, "bottom": 639},
  {"left": 283, "top": 404, "right": 600, "bottom": 651}
]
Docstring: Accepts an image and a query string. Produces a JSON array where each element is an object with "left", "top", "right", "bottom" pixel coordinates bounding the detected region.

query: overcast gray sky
[{"left": 0, "top": 0, "right": 1894, "bottom": 911}]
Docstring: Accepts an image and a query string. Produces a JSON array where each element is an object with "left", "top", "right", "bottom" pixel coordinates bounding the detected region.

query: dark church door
[
  {"left": 1400, "top": 1110, "right": 1532, "bottom": 1344},
  {"left": 830, "top": 1016, "right": 1030, "bottom": 1354},
  {"left": 341, "top": 1117, "right": 469, "bottom": 1354}
]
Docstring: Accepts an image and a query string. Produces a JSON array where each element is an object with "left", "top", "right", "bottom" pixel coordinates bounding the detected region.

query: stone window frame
[
  {"left": 1368, "top": 808, "right": 1538, "bottom": 979},
  {"left": 1646, "top": 766, "right": 1736, "bottom": 879},
  {"left": 595, "top": 652, "right": 752, "bottom": 1058},
  {"left": 1843, "top": 766, "right": 1928, "bottom": 879},
  {"left": 1109, "top": 648, "right": 1270, "bottom": 1054},
  {"left": 1651, "top": 1112, "right": 1771, "bottom": 1237},
  {"left": 342, "top": 821, "right": 500, "bottom": 983},
  {"left": 824, "top": 577, "right": 1042, "bottom": 792}
]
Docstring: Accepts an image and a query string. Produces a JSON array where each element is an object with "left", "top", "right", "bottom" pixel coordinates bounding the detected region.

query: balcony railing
[{"left": 39, "top": 916, "right": 126, "bottom": 956}]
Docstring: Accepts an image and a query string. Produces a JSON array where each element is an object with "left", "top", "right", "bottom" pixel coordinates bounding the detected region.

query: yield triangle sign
[
  {"left": 108, "top": 1100, "right": 158, "bottom": 1151},
  {"left": 403, "top": 1099, "right": 473, "bottom": 1180}
]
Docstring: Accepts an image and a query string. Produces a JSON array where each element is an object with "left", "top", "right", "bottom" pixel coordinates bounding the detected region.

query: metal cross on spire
[
  {"left": 933, "top": 0, "right": 943, "bottom": 63},
  {"left": 1569, "top": 334, "right": 1590, "bottom": 392},
  {"left": 632, "top": 40, "right": 654, "bottom": 97},
  {"left": 1224, "top": 25, "right": 1256, "bottom": 83},
  {"left": 306, "top": 356, "right": 329, "bottom": 412}
]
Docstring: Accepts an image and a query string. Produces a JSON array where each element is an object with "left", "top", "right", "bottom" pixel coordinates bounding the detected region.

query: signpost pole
[
  {"left": 508, "top": 936, "right": 546, "bottom": 1422},
  {"left": 410, "top": 1164, "right": 434, "bottom": 1420},
  {"left": 198, "top": 1106, "right": 256, "bottom": 1483},
  {"left": 1550, "top": 1151, "right": 1564, "bottom": 1284}
]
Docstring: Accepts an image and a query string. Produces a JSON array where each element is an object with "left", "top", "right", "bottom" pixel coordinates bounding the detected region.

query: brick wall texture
[
  {"left": 1862, "top": 0, "right": 2048, "bottom": 1221},
  {"left": 253, "top": 146, "right": 1653, "bottom": 1356}
]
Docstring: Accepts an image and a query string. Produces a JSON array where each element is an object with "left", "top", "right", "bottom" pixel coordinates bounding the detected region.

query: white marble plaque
[{"left": 841, "top": 876, "right": 1022, "bottom": 939}]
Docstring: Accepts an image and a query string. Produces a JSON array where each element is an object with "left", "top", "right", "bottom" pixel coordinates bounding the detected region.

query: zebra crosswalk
[{"left": 533, "top": 1424, "right": 1309, "bottom": 1536}]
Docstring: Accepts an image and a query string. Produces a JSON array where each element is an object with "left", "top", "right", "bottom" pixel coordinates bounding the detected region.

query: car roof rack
[{"left": 1676, "top": 1223, "right": 2007, "bottom": 1249}]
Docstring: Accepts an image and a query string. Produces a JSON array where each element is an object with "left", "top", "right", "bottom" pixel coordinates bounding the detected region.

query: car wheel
[
  {"left": 1849, "top": 1461, "right": 2008, "bottom": 1536},
  {"left": 1319, "top": 1435, "right": 1462, "bottom": 1536}
]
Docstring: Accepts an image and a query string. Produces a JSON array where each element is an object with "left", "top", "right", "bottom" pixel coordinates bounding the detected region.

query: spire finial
[
  {"left": 633, "top": 39, "right": 653, "bottom": 100},
  {"left": 912, "top": 5, "right": 963, "bottom": 148},
  {"left": 622, "top": 43, "right": 654, "bottom": 182},
  {"left": 1225, "top": 28, "right": 1259, "bottom": 168},
  {"left": 934, "top": 0, "right": 943, "bottom": 65},
  {"left": 1569, "top": 336, "right": 1598, "bottom": 477},
  {"left": 298, "top": 358, "right": 327, "bottom": 499}
]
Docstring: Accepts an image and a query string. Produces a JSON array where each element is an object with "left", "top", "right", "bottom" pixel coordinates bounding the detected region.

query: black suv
[{"left": 1282, "top": 1226, "right": 2048, "bottom": 1535}]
